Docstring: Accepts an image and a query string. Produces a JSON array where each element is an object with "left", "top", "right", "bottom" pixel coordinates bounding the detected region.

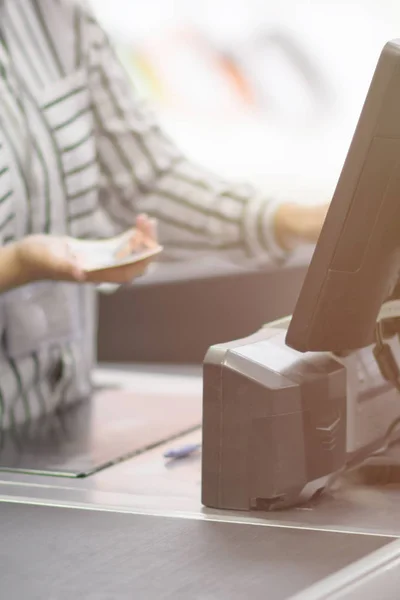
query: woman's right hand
[
  {"left": 15, "top": 234, "right": 86, "bottom": 284},
  {"left": 9, "top": 214, "right": 158, "bottom": 289}
]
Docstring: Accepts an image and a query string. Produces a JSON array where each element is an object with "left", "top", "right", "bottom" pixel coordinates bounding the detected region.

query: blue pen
[{"left": 164, "top": 443, "right": 201, "bottom": 460}]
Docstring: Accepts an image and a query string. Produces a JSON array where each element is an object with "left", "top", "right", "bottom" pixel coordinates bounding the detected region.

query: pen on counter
[{"left": 164, "top": 443, "right": 201, "bottom": 460}]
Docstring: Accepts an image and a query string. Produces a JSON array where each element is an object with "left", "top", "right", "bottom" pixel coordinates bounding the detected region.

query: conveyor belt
[
  {"left": 0, "top": 502, "right": 392, "bottom": 600},
  {"left": 0, "top": 388, "right": 201, "bottom": 477}
]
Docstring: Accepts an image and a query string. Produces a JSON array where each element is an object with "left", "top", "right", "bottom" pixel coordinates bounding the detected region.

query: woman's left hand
[
  {"left": 86, "top": 214, "right": 159, "bottom": 284},
  {"left": 113, "top": 214, "right": 158, "bottom": 261},
  {"left": 274, "top": 202, "right": 329, "bottom": 250}
]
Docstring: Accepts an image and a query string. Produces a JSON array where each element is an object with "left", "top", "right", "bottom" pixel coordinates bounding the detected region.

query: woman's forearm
[{"left": 0, "top": 242, "right": 27, "bottom": 293}]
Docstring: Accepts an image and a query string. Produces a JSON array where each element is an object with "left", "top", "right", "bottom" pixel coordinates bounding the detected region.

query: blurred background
[
  {"left": 90, "top": 1, "right": 400, "bottom": 362},
  {"left": 89, "top": 0, "right": 400, "bottom": 204}
]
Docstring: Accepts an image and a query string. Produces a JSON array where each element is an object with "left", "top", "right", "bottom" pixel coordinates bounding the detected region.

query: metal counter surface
[
  {"left": 1, "top": 365, "right": 400, "bottom": 541},
  {"left": 0, "top": 502, "right": 392, "bottom": 600},
  {"left": 291, "top": 537, "right": 400, "bottom": 600}
]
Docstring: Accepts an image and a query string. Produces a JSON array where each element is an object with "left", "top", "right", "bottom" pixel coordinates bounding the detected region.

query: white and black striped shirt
[{"left": 0, "top": 0, "right": 285, "bottom": 431}]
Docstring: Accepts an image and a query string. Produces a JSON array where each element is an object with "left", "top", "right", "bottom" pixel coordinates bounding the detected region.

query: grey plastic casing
[
  {"left": 201, "top": 320, "right": 347, "bottom": 511},
  {"left": 201, "top": 317, "right": 400, "bottom": 511}
]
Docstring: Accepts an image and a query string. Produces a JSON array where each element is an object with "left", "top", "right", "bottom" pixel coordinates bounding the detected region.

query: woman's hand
[
  {"left": 85, "top": 214, "right": 159, "bottom": 284},
  {"left": 5, "top": 214, "right": 159, "bottom": 291},
  {"left": 274, "top": 202, "right": 329, "bottom": 251},
  {"left": 15, "top": 234, "right": 86, "bottom": 284}
]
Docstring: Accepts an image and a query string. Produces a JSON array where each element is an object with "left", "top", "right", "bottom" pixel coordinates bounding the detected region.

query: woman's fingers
[
  {"left": 80, "top": 217, "right": 160, "bottom": 284},
  {"left": 114, "top": 216, "right": 159, "bottom": 262},
  {"left": 112, "top": 258, "right": 152, "bottom": 280},
  {"left": 136, "top": 214, "right": 158, "bottom": 247}
]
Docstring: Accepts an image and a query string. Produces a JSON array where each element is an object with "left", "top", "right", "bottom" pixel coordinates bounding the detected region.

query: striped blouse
[{"left": 0, "top": 0, "right": 285, "bottom": 431}]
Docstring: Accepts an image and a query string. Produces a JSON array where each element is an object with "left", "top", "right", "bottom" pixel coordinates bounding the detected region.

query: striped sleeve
[{"left": 80, "top": 8, "right": 288, "bottom": 265}]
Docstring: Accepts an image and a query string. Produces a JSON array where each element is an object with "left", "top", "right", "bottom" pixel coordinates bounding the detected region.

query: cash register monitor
[{"left": 286, "top": 40, "right": 400, "bottom": 353}]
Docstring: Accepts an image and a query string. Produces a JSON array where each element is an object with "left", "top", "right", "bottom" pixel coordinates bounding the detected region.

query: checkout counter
[
  {"left": 1, "top": 358, "right": 400, "bottom": 600},
  {"left": 2, "top": 238, "right": 400, "bottom": 599},
  {"left": 4, "top": 66, "right": 400, "bottom": 592}
]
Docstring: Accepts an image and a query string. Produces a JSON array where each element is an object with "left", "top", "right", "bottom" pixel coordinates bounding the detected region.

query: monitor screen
[{"left": 286, "top": 40, "right": 400, "bottom": 353}]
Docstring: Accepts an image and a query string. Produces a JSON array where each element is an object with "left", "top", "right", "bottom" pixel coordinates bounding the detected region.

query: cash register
[{"left": 202, "top": 38, "right": 400, "bottom": 511}]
